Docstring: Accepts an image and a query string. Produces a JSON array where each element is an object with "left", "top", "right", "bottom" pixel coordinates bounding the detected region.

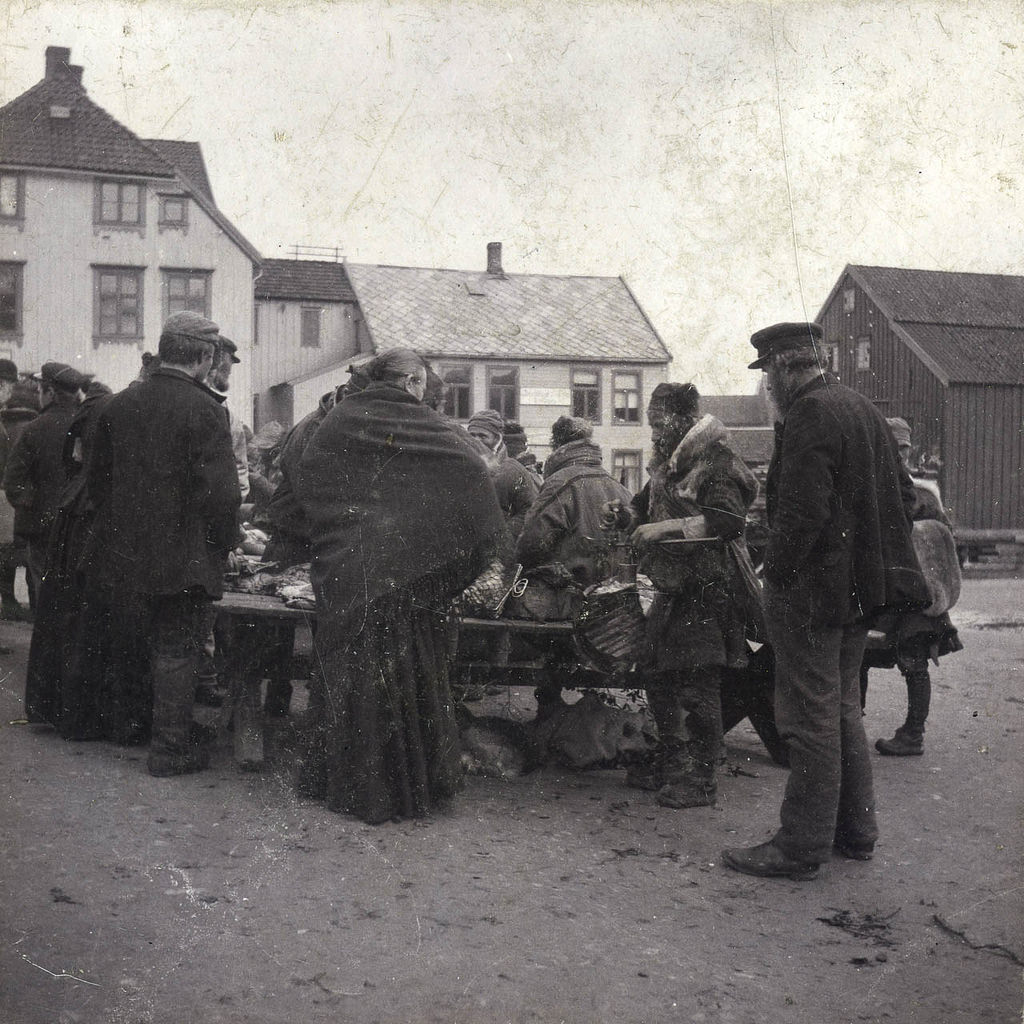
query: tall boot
[
  {"left": 657, "top": 670, "right": 721, "bottom": 809},
  {"left": 627, "top": 682, "right": 683, "bottom": 791},
  {"left": 147, "top": 653, "right": 210, "bottom": 777}
]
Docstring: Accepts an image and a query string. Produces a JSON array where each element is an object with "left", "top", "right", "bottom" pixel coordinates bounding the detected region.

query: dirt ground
[{"left": 0, "top": 576, "right": 1021, "bottom": 1024}]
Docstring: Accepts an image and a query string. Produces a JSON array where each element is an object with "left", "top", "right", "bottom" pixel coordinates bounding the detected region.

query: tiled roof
[
  {"left": 343, "top": 263, "right": 671, "bottom": 363},
  {"left": 724, "top": 426, "right": 775, "bottom": 465},
  {"left": 0, "top": 70, "right": 174, "bottom": 178},
  {"left": 256, "top": 260, "right": 357, "bottom": 303},
  {"left": 849, "top": 265, "right": 1024, "bottom": 328},
  {"left": 142, "top": 139, "right": 214, "bottom": 203},
  {"left": 701, "top": 394, "right": 770, "bottom": 427}
]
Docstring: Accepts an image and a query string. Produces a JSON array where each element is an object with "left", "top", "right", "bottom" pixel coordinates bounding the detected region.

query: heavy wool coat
[
  {"left": 82, "top": 367, "right": 240, "bottom": 598},
  {"left": 764, "top": 374, "right": 928, "bottom": 625}
]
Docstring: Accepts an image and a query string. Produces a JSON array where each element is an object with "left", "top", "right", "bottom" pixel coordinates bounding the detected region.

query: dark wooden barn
[{"left": 817, "top": 265, "right": 1024, "bottom": 535}]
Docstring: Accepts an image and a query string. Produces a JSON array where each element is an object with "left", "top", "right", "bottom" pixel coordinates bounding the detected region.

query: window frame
[
  {"left": 571, "top": 366, "right": 601, "bottom": 423},
  {"left": 0, "top": 261, "right": 25, "bottom": 337},
  {"left": 158, "top": 193, "right": 189, "bottom": 229},
  {"left": 439, "top": 362, "right": 473, "bottom": 421},
  {"left": 0, "top": 172, "right": 25, "bottom": 223},
  {"left": 611, "top": 370, "right": 642, "bottom": 425},
  {"left": 486, "top": 364, "right": 519, "bottom": 421},
  {"left": 94, "top": 178, "right": 146, "bottom": 229},
  {"left": 856, "top": 335, "right": 871, "bottom": 372},
  {"left": 300, "top": 306, "right": 322, "bottom": 348},
  {"left": 612, "top": 449, "right": 643, "bottom": 494},
  {"left": 92, "top": 265, "right": 145, "bottom": 345},
  {"left": 162, "top": 268, "right": 212, "bottom": 320}
]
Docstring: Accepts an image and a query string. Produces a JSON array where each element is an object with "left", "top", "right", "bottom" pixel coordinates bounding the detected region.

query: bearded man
[
  {"left": 611, "top": 383, "right": 758, "bottom": 809},
  {"left": 722, "top": 322, "right": 927, "bottom": 880}
]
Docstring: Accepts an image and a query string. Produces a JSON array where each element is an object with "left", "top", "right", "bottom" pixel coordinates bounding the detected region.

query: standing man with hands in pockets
[{"left": 722, "top": 322, "right": 928, "bottom": 881}]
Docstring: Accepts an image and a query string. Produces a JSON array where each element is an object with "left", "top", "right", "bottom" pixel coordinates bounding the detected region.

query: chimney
[
  {"left": 486, "top": 241, "right": 505, "bottom": 277},
  {"left": 68, "top": 65, "right": 84, "bottom": 85},
  {"left": 45, "top": 46, "right": 72, "bottom": 79}
]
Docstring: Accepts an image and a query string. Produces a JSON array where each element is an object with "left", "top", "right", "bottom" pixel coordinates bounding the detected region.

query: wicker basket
[{"left": 573, "top": 579, "right": 647, "bottom": 674}]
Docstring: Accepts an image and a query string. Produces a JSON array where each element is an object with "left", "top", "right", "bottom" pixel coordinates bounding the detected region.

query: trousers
[{"left": 765, "top": 581, "right": 878, "bottom": 863}]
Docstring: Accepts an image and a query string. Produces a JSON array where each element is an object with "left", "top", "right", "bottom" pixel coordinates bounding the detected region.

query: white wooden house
[
  {"left": 0, "top": 46, "right": 260, "bottom": 421},
  {"left": 253, "top": 243, "right": 671, "bottom": 488}
]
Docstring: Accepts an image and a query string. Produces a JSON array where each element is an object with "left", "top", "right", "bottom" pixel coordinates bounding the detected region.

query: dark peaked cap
[{"left": 748, "top": 322, "right": 823, "bottom": 369}]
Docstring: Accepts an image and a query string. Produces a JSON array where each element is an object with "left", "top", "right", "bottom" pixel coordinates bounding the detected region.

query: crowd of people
[{"left": 1, "top": 315, "right": 962, "bottom": 877}]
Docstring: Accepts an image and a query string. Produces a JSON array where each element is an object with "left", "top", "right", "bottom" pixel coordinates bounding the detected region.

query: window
[
  {"left": 0, "top": 263, "right": 23, "bottom": 335},
  {"left": 301, "top": 307, "right": 322, "bottom": 347},
  {"left": 856, "top": 336, "right": 871, "bottom": 372},
  {"left": 612, "top": 371, "right": 641, "bottom": 424},
  {"left": 843, "top": 287, "right": 856, "bottom": 313},
  {"left": 163, "top": 269, "right": 210, "bottom": 319},
  {"left": 94, "top": 266, "right": 143, "bottom": 342},
  {"left": 0, "top": 173, "right": 24, "bottom": 221},
  {"left": 487, "top": 365, "right": 519, "bottom": 420},
  {"left": 571, "top": 367, "right": 600, "bottom": 422},
  {"left": 612, "top": 450, "right": 643, "bottom": 494},
  {"left": 158, "top": 194, "right": 188, "bottom": 228},
  {"left": 440, "top": 364, "right": 472, "bottom": 420},
  {"left": 822, "top": 341, "right": 840, "bottom": 373},
  {"left": 95, "top": 179, "right": 144, "bottom": 227}
]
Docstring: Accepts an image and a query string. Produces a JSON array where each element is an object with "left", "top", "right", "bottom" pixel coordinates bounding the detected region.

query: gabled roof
[
  {"left": 0, "top": 66, "right": 174, "bottom": 178},
  {"left": 256, "top": 259, "right": 357, "bottom": 303},
  {"left": 343, "top": 262, "right": 671, "bottom": 363},
  {"left": 142, "top": 139, "right": 214, "bottom": 203},
  {"left": 724, "top": 426, "right": 775, "bottom": 465},
  {"left": 823, "top": 265, "right": 1024, "bottom": 385}
]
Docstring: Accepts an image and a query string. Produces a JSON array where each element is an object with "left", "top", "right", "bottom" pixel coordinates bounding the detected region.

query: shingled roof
[
  {"left": 256, "top": 260, "right": 357, "bottom": 303},
  {"left": 142, "top": 139, "right": 215, "bottom": 203},
  {"left": 343, "top": 259, "right": 670, "bottom": 363},
  {"left": 828, "top": 265, "right": 1024, "bottom": 385}
]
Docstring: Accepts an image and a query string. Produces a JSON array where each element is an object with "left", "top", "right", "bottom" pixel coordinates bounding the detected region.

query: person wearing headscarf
[
  {"left": 466, "top": 408, "right": 539, "bottom": 540},
  {"left": 861, "top": 417, "right": 962, "bottom": 756},
  {"left": 295, "top": 348, "right": 506, "bottom": 824},
  {"left": 607, "top": 383, "right": 759, "bottom": 809}
]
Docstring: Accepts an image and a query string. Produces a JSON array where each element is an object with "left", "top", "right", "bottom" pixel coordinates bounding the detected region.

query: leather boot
[
  {"left": 625, "top": 743, "right": 663, "bottom": 791},
  {"left": 148, "top": 653, "right": 210, "bottom": 777},
  {"left": 656, "top": 738, "right": 717, "bottom": 808},
  {"left": 875, "top": 727, "right": 923, "bottom": 756}
]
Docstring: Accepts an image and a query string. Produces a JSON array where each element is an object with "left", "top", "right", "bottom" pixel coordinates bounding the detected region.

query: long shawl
[{"left": 296, "top": 382, "right": 506, "bottom": 618}]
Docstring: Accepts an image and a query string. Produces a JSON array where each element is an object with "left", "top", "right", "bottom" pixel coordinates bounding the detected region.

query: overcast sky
[{"left": 2, "top": 0, "right": 1021, "bottom": 393}]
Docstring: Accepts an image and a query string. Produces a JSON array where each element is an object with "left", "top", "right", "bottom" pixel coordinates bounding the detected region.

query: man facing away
[
  {"left": 722, "top": 322, "right": 928, "bottom": 880},
  {"left": 83, "top": 312, "right": 240, "bottom": 777}
]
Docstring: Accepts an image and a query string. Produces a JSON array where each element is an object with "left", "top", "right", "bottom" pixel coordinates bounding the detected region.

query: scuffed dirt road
[{"left": 0, "top": 577, "right": 1020, "bottom": 1023}]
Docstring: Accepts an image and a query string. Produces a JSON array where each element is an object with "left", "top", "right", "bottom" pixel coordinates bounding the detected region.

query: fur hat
[
  {"left": 550, "top": 415, "right": 593, "bottom": 449},
  {"left": 502, "top": 420, "right": 529, "bottom": 457},
  {"left": 0, "top": 359, "right": 18, "bottom": 383},
  {"left": 648, "top": 382, "right": 699, "bottom": 418}
]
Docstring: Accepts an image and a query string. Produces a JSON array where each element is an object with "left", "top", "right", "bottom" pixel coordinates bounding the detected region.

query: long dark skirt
[{"left": 300, "top": 588, "right": 463, "bottom": 825}]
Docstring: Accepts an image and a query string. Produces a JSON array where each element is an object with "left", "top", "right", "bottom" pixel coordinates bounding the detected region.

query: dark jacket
[
  {"left": 490, "top": 450, "right": 539, "bottom": 539},
  {"left": 2, "top": 390, "right": 81, "bottom": 540},
  {"left": 82, "top": 367, "right": 240, "bottom": 598},
  {"left": 764, "top": 374, "right": 928, "bottom": 625},
  {"left": 516, "top": 439, "right": 631, "bottom": 586}
]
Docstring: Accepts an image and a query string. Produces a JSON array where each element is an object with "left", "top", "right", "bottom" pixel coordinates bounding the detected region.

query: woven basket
[{"left": 573, "top": 579, "right": 647, "bottom": 674}]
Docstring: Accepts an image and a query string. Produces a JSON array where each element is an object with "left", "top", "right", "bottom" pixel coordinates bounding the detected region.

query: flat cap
[
  {"left": 0, "top": 359, "right": 18, "bottom": 383},
  {"left": 30, "top": 361, "right": 93, "bottom": 390},
  {"left": 161, "top": 310, "right": 221, "bottom": 341},
  {"left": 217, "top": 335, "right": 241, "bottom": 364},
  {"left": 748, "top": 322, "right": 823, "bottom": 369}
]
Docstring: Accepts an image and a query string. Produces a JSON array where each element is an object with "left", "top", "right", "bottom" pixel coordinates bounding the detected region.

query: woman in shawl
[{"left": 295, "top": 349, "right": 506, "bottom": 824}]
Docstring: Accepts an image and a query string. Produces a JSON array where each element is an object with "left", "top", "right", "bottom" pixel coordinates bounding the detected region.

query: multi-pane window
[
  {"left": 440, "top": 364, "right": 472, "bottom": 420},
  {"left": 571, "top": 367, "right": 600, "bottom": 422},
  {"left": 0, "top": 173, "right": 24, "bottom": 221},
  {"left": 301, "top": 307, "right": 322, "bottom": 347},
  {"left": 822, "top": 341, "right": 840, "bottom": 373},
  {"left": 0, "top": 263, "right": 23, "bottom": 334},
  {"left": 158, "top": 195, "right": 188, "bottom": 228},
  {"left": 487, "top": 365, "right": 519, "bottom": 420},
  {"left": 163, "top": 269, "right": 210, "bottom": 319},
  {"left": 612, "top": 371, "right": 641, "bottom": 423},
  {"left": 612, "top": 450, "right": 643, "bottom": 494},
  {"left": 94, "top": 266, "right": 143, "bottom": 342},
  {"left": 95, "top": 180, "right": 144, "bottom": 227}
]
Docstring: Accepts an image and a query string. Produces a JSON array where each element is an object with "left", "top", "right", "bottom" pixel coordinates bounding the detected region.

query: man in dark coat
[
  {"left": 467, "top": 409, "right": 539, "bottom": 539},
  {"left": 723, "top": 322, "right": 928, "bottom": 881},
  {"left": 3, "top": 361, "right": 90, "bottom": 595},
  {"left": 83, "top": 312, "right": 240, "bottom": 777},
  {"left": 0, "top": 359, "right": 32, "bottom": 619}
]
